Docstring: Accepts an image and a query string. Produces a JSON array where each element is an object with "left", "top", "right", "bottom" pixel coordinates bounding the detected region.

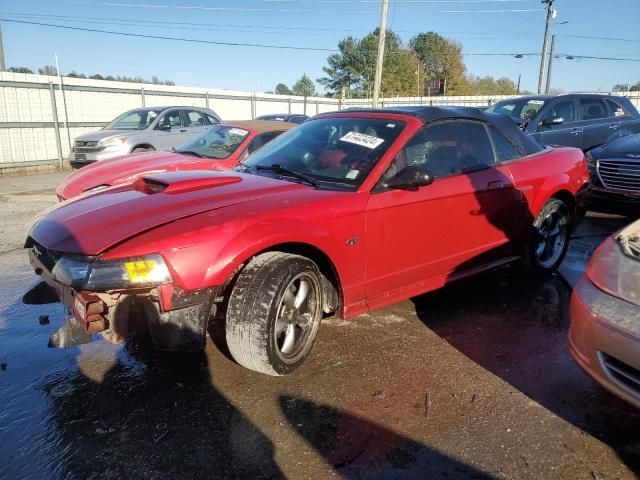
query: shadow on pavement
[
  {"left": 411, "top": 269, "right": 640, "bottom": 475},
  {"left": 41, "top": 326, "right": 285, "bottom": 480},
  {"left": 279, "top": 395, "right": 493, "bottom": 479}
]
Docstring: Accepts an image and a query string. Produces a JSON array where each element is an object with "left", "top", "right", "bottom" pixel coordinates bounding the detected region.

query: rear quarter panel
[{"left": 507, "top": 146, "right": 589, "bottom": 221}]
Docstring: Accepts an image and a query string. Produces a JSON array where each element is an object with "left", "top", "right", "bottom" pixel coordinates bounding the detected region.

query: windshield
[
  {"left": 486, "top": 99, "right": 546, "bottom": 122},
  {"left": 241, "top": 117, "right": 406, "bottom": 188},
  {"left": 175, "top": 126, "right": 250, "bottom": 159},
  {"left": 104, "top": 109, "right": 163, "bottom": 130}
]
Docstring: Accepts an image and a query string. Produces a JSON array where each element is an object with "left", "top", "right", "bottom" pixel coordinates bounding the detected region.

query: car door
[
  {"left": 579, "top": 97, "right": 615, "bottom": 150},
  {"left": 364, "top": 119, "right": 520, "bottom": 307},
  {"left": 605, "top": 97, "right": 640, "bottom": 138},
  {"left": 153, "top": 109, "right": 185, "bottom": 150},
  {"left": 532, "top": 98, "right": 582, "bottom": 149},
  {"left": 182, "top": 109, "right": 211, "bottom": 138}
]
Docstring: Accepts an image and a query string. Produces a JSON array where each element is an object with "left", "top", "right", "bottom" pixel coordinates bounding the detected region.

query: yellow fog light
[{"left": 124, "top": 258, "right": 171, "bottom": 285}]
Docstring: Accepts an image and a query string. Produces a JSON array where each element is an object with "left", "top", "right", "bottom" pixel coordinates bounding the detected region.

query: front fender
[{"left": 201, "top": 218, "right": 343, "bottom": 287}]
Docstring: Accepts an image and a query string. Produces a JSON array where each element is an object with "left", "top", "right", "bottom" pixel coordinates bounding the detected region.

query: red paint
[
  {"left": 55, "top": 123, "right": 284, "bottom": 200},
  {"left": 33, "top": 112, "right": 590, "bottom": 319}
]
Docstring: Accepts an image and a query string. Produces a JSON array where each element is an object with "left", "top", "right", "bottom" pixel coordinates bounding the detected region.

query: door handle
[
  {"left": 609, "top": 124, "right": 619, "bottom": 130},
  {"left": 180, "top": 129, "right": 187, "bottom": 132},
  {"left": 487, "top": 181, "right": 505, "bottom": 190},
  {"left": 570, "top": 128, "right": 582, "bottom": 135}
]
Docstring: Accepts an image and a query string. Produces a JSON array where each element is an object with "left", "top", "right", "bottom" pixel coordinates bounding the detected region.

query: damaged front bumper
[{"left": 28, "top": 247, "right": 220, "bottom": 352}]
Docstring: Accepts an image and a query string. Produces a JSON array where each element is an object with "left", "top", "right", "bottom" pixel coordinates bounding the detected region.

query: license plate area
[{"left": 73, "top": 292, "right": 107, "bottom": 333}]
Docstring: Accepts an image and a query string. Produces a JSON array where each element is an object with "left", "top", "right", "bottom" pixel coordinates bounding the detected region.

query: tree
[
  {"left": 275, "top": 83, "right": 292, "bottom": 95},
  {"left": 292, "top": 74, "right": 317, "bottom": 96},
  {"left": 319, "top": 36, "right": 369, "bottom": 97},
  {"left": 409, "top": 32, "right": 467, "bottom": 95},
  {"left": 465, "top": 75, "right": 518, "bottom": 95},
  {"left": 8, "top": 66, "right": 34, "bottom": 74},
  {"left": 319, "top": 29, "right": 420, "bottom": 98},
  {"left": 613, "top": 81, "right": 640, "bottom": 92},
  {"left": 38, "top": 65, "right": 58, "bottom": 76}
]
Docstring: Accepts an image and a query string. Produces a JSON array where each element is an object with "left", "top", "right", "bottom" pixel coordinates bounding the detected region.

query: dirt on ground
[{"left": 0, "top": 172, "right": 639, "bottom": 480}]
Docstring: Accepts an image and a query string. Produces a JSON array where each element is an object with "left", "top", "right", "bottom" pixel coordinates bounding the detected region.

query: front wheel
[
  {"left": 522, "top": 198, "right": 572, "bottom": 274},
  {"left": 226, "top": 252, "right": 323, "bottom": 376}
]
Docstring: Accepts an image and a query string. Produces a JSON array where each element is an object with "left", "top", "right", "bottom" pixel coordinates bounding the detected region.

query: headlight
[
  {"left": 587, "top": 237, "right": 640, "bottom": 306},
  {"left": 99, "top": 136, "right": 128, "bottom": 147},
  {"left": 52, "top": 254, "right": 172, "bottom": 290}
]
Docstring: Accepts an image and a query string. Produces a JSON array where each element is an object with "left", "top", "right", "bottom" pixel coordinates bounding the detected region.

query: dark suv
[{"left": 486, "top": 94, "right": 640, "bottom": 152}]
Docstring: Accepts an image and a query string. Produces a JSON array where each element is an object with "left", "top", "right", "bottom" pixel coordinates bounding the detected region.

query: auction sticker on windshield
[
  {"left": 228, "top": 128, "right": 249, "bottom": 136},
  {"left": 340, "top": 132, "right": 385, "bottom": 149}
]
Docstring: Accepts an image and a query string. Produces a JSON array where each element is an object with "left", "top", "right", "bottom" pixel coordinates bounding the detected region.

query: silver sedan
[{"left": 69, "top": 106, "right": 222, "bottom": 168}]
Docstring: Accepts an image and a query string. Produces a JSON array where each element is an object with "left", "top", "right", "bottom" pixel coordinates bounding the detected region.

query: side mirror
[
  {"left": 541, "top": 116, "right": 564, "bottom": 127},
  {"left": 157, "top": 124, "right": 171, "bottom": 132},
  {"left": 386, "top": 165, "right": 434, "bottom": 191}
]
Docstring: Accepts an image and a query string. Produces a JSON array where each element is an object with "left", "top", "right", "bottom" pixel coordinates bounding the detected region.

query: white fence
[{"left": 0, "top": 71, "right": 638, "bottom": 169}]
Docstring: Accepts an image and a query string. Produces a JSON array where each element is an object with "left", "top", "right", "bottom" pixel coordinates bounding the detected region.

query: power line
[
  {"left": 0, "top": 18, "right": 339, "bottom": 51},
  {"left": 4, "top": 17, "right": 640, "bottom": 63},
  {"left": 250, "top": 0, "right": 534, "bottom": 2},
  {"left": 74, "top": 1, "right": 545, "bottom": 14},
  {"left": 560, "top": 34, "right": 640, "bottom": 44},
  {"left": 557, "top": 53, "right": 640, "bottom": 62},
  {"left": 0, "top": 11, "right": 547, "bottom": 36}
]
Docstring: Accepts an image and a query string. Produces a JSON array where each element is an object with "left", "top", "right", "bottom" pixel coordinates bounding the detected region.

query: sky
[{"left": 0, "top": 0, "right": 639, "bottom": 95}]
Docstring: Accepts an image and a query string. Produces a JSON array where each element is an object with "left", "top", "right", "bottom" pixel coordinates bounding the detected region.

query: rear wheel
[
  {"left": 522, "top": 198, "right": 571, "bottom": 274},
  {"left": 226, "top": 252, "right": 323, "bottom": 376}
]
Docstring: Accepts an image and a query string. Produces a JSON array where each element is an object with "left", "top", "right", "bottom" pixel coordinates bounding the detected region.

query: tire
[
  {"left": 226, "top": 252, "right": 323, "bottom": 376},
  {"left": 522, "top": 198, "right": 572, "bottom": 275},
  {"left": 132, "top": 146, "right": 155, "bottom": 153}
]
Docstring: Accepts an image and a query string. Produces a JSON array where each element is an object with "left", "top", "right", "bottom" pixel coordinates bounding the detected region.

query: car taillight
[{"left": 586, "top": 237, "right": 640, "bottom": 306}]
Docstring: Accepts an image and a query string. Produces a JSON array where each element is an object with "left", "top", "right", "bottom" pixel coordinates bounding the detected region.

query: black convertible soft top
[{"left": 331, "top": 106, "right": 544, "bottom": 156}]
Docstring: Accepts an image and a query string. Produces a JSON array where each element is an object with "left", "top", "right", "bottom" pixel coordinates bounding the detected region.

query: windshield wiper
[
  {"left": 173, "top": 148, "right": 204, "bottom": 158},
  {"left": 254, "top": 164, "right": 319, "bottom": 187}
]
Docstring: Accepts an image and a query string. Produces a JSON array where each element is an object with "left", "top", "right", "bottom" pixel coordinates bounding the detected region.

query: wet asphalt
[{"left": 0, "top": 172, "right": 639, "bottom": 480}]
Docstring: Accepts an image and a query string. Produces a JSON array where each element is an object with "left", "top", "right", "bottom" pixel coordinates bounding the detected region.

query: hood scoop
[{"left": 135, "top": 171, "right": 243, "bottom": 194}]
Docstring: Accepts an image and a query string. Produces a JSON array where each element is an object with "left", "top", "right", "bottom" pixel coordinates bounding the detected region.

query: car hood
[
  {"left": 597, "top": 133, "right": 640, "bottom": 159},
  {"left": 74, "top": 129, "right": 143, "bottom": 142},
  {"left": 57, "top": 151, "right": 218, "bottom": 199},
  {"left": 32, "top": 171, "right": 305, "bottom": 256}
]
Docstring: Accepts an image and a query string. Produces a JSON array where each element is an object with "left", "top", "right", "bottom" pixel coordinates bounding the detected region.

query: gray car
[
  {"left": 70, "top": 106, "right": 222, "bottom": 168},
  {"left": 486, "top": 93, "right": 640, "bottom": 152}
]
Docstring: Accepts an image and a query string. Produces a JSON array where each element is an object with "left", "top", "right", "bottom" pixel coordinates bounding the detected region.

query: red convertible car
[
  {"left": 27, "top": 107, "right": 590, "bottom": 375},
  {"left": 56, "top": 120, "right": 294, "bottom": 200}
]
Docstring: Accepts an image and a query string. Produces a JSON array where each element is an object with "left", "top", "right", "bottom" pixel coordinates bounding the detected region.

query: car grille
[
  {"left": 74, "top": 141, "right": 103, "bottom": 153},
  {"left": 597, "top": 159, "right": 640, "bottom": 194},
  {"left": 600, "top": 352, "right": 640, "bottom": 396}
]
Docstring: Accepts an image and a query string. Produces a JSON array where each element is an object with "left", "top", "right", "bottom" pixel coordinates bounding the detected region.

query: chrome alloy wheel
[
  {"left": 535, "top": 210, "right": 568, "bottom": 269},
  {"left": 273, "top": 273, "right": 322, "bottom": 364}
]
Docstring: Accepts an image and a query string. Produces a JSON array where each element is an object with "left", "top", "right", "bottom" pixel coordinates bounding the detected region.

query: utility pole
[
  {"left": 517, "top": 73, "right": 521, "bottom": 94},
  {"left": 0, "top": 25, "right": 5, "bottom": 71},
  {"left": 372, "top": 0, "right": 389, "bottom": 108},
  {"left": 537, "top": 0, "right": 554, "bottom": 94},
  {"left": 545, "top": 35, "right": 557, "bottom": 94}
]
